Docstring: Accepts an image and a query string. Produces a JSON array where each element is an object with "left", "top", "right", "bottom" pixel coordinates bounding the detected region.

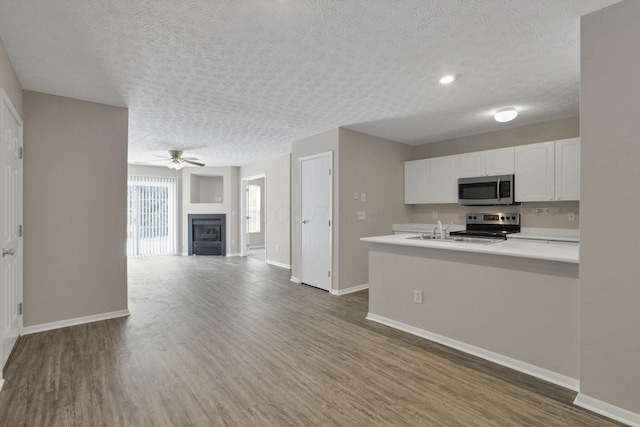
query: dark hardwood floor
[{"left": 0, "top": 255, "right": 622, "bottom": 426}]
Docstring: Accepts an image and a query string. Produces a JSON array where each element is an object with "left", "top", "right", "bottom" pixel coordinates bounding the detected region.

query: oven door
[{"left": 458, "top": 174, "right": 516, "bottom": 205}]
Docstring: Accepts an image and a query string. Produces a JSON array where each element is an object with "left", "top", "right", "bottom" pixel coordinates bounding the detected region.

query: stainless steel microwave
[{"left": 458, "top": 174, "right": 517, "bottom": 206}]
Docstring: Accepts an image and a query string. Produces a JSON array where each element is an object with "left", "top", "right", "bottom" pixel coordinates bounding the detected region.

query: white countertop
[
  {"left": 509, "top": 227, "right": 580, "bottom": 243},
  {"left": 362, "top": 233, "right": 579, "bottom": 264}
]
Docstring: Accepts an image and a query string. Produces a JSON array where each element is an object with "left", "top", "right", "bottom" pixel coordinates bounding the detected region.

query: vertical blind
[{"left": 127, "top": 176, "right": 179, "bottom": 257}]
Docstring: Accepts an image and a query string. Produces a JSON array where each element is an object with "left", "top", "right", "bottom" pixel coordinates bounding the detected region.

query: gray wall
[
  {"left": 23, "top": 91, "right": 128, "bottom": 326},
  {"left": 580, "top": 0, "right": 640, "bottom": 414},
  {"left": 241, "top": 154, "right": 291, "bottom": 267},
  {"left": 337, "top": 129, "right": 412, "bottom": 290}
]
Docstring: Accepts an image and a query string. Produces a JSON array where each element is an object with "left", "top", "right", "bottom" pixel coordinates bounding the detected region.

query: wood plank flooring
[{"left": 0, "top": 255, "right": 622, "bottom": 426}]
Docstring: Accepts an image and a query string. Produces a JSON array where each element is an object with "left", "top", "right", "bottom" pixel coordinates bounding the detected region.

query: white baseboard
[
  {"left": 180, "top": 252, "right": 188, "bottom": 256},
  {"left": 226, "top": 253, "right": 242, "bottom": 257},
  {"left": 290, "top": 276, "right": 301, "bottom": 284},
  {"left": 266, "top": 259, "right": 291, "bottom": 269},
  {"left": 574, "top": 393, "right": 640, "bottom": 426},
  {"left": 22, "top": 309, "right": 131, "bottom": 335},
  {"left": 366, "top": 313, "right": 579, "bottom": 392},
  {"left": 330, "top": 283, "right": 369, "bottom": 296}
]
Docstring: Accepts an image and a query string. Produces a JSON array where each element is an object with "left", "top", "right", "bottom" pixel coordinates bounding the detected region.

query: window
[
  {"left": 127, "top": 176, "right": 178, "bottom": 256},
  {"left": 248, "top": 184, "right": 261, "bottom": 233}
]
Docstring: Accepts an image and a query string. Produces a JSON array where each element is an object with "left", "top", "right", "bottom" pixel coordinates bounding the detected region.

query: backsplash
[{"left": 410, "top": 201, "right": 579, "bottom": 229}]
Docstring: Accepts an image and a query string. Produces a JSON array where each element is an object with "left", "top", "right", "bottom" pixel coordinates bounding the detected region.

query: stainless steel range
[{"left": 449, "top": 213, "right": 520, "bottom": 240}]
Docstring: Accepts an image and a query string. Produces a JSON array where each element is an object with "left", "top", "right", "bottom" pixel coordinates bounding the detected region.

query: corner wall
[
  {"left": 579, "top": 0, "right": 640, "bottom": 419},
  {"left": 23, "top": 91, "right": 128, "bottom": 327},
  {"left": 337, "top": 129, "right": 412, "bottom": 290}
]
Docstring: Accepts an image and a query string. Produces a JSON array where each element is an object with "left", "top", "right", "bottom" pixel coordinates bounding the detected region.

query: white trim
[
  {"left": 330, "top": 283, "right": 369, "bottom": 296},
  {"left": 180, "top": 251, "right": 188, "bottom": 256},
  {"left": 249, "top": 245, "right": 265, "bottom": 249},
  {"left": 22, "top": 310, "right": 131, "bottom": 335},
  {"left": 290, "top": 276, "right": 301, "bottom": 284},
  {"left": 366, "top": 313, "right": 579, "bottom": 391},
  {"left": 574, "top": 393, "right": 640, "bottom": 427},
  {"left": 226, "top": 253, "right": 242, "bottom": 257},
  {"left": 266, "top": 259, "right": 291, "bottom": 270}
]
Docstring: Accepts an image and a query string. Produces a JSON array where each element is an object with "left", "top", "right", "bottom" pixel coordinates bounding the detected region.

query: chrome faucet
[{"left": 441, "top": 222, "right": 454, "bottom": 239}]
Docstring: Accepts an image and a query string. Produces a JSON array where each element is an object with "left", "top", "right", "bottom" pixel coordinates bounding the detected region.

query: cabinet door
[
  {"left": 459, "top": 152, "right": 485, "bottom": 178},
  {"left": 555, "top": 138, "right": 580, "bottom": 201},
  {"left": 430, "top": 155, "right": 459, "bottom": 203},
  {"left": 404, "top": 159, "right": 430, "bottom": 204},
  {"left": 485, "top": 147, "right": 515, "bottom": 176},
  {"left": 515, "top": 141, "right": 555, "bottom": 202}
]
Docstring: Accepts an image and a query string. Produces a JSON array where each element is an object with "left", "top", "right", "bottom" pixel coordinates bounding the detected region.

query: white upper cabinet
[
  {"left": 430, "top": 154, "right": 460, "bottom": 203},
  {"left": 554, "top": 138, "right": 580, "bottom": 201},
  {"left": 515, "top": 141, "right": 556, "bottom": 202},
  {"left": 459, "top": 147, "right": 514, "bottom": 178},
  {"left": 404, "top": 159, "right": 430, "bottom": 204}
]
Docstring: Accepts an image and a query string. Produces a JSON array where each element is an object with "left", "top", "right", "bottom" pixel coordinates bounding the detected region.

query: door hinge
[
  {"left": 328, "top": 220, "right": 331, "bottom": 227},
  {"left": 328, "top": 271, "right": 331, "bottom": 278},
  {"left": 329, "top": 169, "right": 331, "bottom": 176},
  {"left": 18, "top": 302, "right": 23, "bottom": 315},
  {"left": 18, "top": 225, "right": 23, "bottom": 237},
  {"left": 18, "top": 146, "right": 23, "bottom": 159}
]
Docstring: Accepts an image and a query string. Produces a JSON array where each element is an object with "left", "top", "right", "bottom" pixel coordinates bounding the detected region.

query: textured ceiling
[{"left": 0, "top": 0, "right": 622, "bottom": 167}]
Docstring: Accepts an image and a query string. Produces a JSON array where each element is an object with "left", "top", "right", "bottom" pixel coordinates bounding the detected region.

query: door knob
[{"left": 2, "top": 248, "right": 15, "bottom": 257}]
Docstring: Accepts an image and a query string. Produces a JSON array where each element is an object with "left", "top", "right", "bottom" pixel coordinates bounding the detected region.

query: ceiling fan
[{"left": 137, "top": 150, "right": 205, "bottom": 170}]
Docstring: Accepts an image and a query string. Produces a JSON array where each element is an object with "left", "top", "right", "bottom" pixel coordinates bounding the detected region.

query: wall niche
[{"left": 190, "top": 174, "right": 224, "bottom": 203}]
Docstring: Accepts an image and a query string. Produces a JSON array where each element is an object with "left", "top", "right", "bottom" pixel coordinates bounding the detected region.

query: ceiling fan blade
[
  {"left": 182, "top": 159, "right": 205, "bottom": 167},
  {"left": 181, "top": 157, "right": 200, "bottom": 161},
  {"left": 152, "top": 155, "right": 171, "bottom": 159},
  {"left": 134, "top": 159, "right": 167, "bottom": 164}
]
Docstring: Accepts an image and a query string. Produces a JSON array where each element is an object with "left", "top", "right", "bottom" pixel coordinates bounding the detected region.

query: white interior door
[
  {"left": 1, "top": 90, "right": 23, "bottom": 374},
  {"left": 300, "top": 152, "right": 332, "bottom": 291}
]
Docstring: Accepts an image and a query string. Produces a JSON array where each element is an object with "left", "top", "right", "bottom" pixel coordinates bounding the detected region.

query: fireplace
[{"left": 188, "top": 214, "right": 226, "bottom": 256}]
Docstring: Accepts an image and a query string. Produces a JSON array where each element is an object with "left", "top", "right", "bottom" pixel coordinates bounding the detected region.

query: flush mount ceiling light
[
  {"left": 494, "top": 107, "right": 518, "bottom": 122},
  {"left": 438, "top": 74, "right": 456, "bottom": 85}
]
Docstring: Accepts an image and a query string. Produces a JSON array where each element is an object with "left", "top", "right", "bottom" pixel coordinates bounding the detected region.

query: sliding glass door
[{"left": 127, "top": 176, "right": 178, "bottom": 257}]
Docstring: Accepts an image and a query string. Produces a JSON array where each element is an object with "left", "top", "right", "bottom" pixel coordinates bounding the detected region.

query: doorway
[
  {"left": 299, "top": 152, "right": 332, "bottom": 291},
  {"left": 241, "top": 174, "right": 266, "bottom": 260},
  {"left": 1, "top": 90, "right": 23, "bottom": 382}
]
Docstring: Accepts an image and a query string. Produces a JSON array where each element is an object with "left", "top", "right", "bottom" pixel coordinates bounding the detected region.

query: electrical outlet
[
  {"left": 568, "top": 212, "right": 576, "bottom": 221},
  {"left": 432, "top": 211, "right": 438, "bottom": 219},
  {"left": 276, "top": 244, "right": 280, "bottom": 252},
  {"left": 361, "top": 193, "right": 366, "bottom": 202},
  {"left": 357, "top": 211, "right": 366, "bottom": 220},
  {"left": 354, "top": 192, "right": 358, "bottom": 200},
  {"left": 413, "top": 289, "right": 423, "bottom": 304}
]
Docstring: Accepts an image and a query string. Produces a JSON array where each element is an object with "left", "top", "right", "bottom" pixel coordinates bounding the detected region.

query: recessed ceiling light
[
  {"left": 438, "top": 74, "right": 456, "bottom": 85},
  {"left": 494, "top": 107, "right": 518, "bottom": 122}
]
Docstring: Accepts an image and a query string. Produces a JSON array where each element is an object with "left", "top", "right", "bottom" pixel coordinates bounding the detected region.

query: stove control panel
[{"left": 466, "top": 213, "right": 520, "bottom": 225}]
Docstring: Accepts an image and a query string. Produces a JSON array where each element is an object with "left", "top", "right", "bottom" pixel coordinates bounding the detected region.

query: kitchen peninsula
[{"left": 361, "top": 233, "right": 580, "bottom": 390}]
